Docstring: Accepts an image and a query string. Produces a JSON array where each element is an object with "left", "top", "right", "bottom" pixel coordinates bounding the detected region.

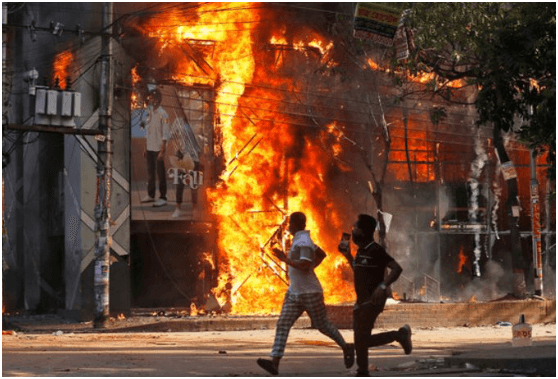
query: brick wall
[{"left": 326, "top": 299, "right": 556, "bottom": 329}]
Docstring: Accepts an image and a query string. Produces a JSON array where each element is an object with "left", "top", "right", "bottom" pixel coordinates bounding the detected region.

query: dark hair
[
  {"left": 150, "top": 89, "right": 162, "bottom": 102},
  {"left": 357, "top": 214, "right": 376, "bottom": 235},
  {"left": 289, "top": 212, "right": 306, "bottom": 229}
]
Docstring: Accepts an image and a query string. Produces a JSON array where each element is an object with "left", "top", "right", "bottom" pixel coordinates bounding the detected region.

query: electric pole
[
  {"left": 93, "top": 2, "right": 113, "bottom": 328},
  {"left": 529, "top": 151, "right": 543, "bottom": 296},
  {"left": 2, "top": 2, "right": 9, "bottom": 330}
]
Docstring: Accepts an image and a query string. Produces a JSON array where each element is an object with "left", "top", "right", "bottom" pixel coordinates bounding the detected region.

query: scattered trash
[
  {"left": 2, "top": 330, "right": 16, "bottom": 336},
  {"left": 396, "top": 361, "right": 417, "bottom": 369},
  {"left": 496, "top": 321, "right": 512, "bottom": 326},
  {"left": 54, "top": 330, "right": 63, "bottom": 336},
  {"left": 464, "top": 362, "right": 479, "bottom": 370}
]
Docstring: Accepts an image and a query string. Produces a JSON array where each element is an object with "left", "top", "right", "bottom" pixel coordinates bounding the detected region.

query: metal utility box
[{"left": 32, "top": 89, "right": 81, "bottom": 127}]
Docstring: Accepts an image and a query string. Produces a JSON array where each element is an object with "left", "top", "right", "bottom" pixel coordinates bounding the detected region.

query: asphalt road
[{"left": 2, "top": 324, "right": 556, "bottom": 376}]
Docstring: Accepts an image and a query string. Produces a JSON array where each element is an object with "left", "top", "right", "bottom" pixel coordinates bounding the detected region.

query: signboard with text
[{"left": 353, "top": 3, "right": 402, "bottom": 46}]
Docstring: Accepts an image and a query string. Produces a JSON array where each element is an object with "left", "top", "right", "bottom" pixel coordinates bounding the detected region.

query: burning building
[{"left": 3, "top": 3, "right": 555, "bottom": 319}]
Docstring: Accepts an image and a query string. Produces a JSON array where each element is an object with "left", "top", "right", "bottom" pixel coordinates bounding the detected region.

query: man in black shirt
[{"left": 338, "top": 214, "right": 412, "bottom": 377}]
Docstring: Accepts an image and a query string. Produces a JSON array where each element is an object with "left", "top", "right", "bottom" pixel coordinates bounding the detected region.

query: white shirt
[
  {"left": 145, "top": 104, "right": 170, "bottom": 152},
  {"left": 287, "top": 230, "right": 323, "bottom": 295}
]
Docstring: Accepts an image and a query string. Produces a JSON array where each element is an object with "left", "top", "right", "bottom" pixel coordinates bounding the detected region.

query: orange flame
[
  {"left": 457, "top": 245, "right": 468, "bottom": 274},
  {"left": 53, "top": 50, "right": 74, "bottom": 89},
  {"left": 131, "top": 65, "right": 142, "bottom": 109},
  {"left": 366, "top": 57, "right": 466, "bottom": 88}
]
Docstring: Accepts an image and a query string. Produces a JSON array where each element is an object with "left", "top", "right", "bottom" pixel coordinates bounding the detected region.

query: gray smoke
[{"left": 468, "top": 127, "right": 488, "bottom": 277}]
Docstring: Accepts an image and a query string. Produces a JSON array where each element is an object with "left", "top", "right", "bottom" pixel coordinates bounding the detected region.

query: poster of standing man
[{"left": 131, "top": 83, "right": 214, "bottom": 221}]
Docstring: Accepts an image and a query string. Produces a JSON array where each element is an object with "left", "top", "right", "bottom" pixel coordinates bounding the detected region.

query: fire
[
  {"left": 389, "top": 124, "right": 436, "bottom": 183},
  {"left": 457, "top": 245, "right": 468, "bottom": 274},
  {"left": 134, "top": 3, "right": 356, "bottom": 315},
  {"left": 130, "top": 65, "right": 144, "bottom": 109},
  {"left": 201, "top": 252, "right": 216, "bottom": 270},
  {"left": 366, "top": 57, "right": 466, "bottom": 88},
  {"left": 52, "top": 50, "right": 74, "bottom": 89},
  {"left": 190, "top": 302, "right": 199, "bottom": 316}
]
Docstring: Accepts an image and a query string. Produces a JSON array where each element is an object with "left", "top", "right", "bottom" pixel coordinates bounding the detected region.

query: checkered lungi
[{"left": 271, "top": 291, "right": 346, "bottom": 358}]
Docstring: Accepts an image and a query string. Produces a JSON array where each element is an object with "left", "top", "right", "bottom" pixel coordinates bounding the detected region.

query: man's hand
[
  {"left": 338, "top": 241, "right": 351, "bottom": 255},
  {"left": 272, "top": 247, "right": 287, "bottom": 262},
  {"left": 370, "top": 285, "right": 387, "bottom": 304},
  {"left": 338, "top": 242, "right": 353, "bottom": 266}
]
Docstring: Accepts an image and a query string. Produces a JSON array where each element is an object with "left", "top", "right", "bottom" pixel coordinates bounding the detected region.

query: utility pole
[
  {"left": 528, "top": 86, "right": 543, "bottom": 297},
  {"left": 529, "top": 151, "right": 543, "bottom": 296},
  {"left": 494, "top": 128, "right": 527, "bottom": 298},
  {"left": 93, "top": 2, "right": 113, "bottom": 328},
  {"left": 2, "top": 2, "right": 9, "bottom": 330}
]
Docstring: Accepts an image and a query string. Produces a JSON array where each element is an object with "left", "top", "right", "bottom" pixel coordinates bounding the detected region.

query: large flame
[{"left": 135, "top": 3, "right": 354, "bottom": 314}]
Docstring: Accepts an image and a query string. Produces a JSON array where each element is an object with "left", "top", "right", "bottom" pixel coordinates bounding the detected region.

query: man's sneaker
[
  {"left": 398, "top": 324, "right": 412, "bottom": 355},
  {"left": 140, "top": 195, "right": 154, "bottom": 203},
  {"left": 256, "top": 358, "right": 278, "bottom": 375},
  {"left": 343, "top": 343, "right": 355, "bottom": 368},
  {"left": 153, "top": 198, "right": 167, "bottom": 207}
]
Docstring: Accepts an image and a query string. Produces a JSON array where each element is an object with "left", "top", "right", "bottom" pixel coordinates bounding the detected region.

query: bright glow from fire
[
  {"left": 457, "top": 245, "right": 468, "bottom": 274},
  {"left": 53, "top": 51, "right": 74, "bottom": 90},
  {"left": 138, "top": 3, "right": 354, "bottom": 314},
  {"left": 366, "top": 57, "right": 466, "bottom": 88}
]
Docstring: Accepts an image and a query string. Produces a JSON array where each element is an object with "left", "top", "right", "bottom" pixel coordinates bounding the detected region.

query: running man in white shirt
[{"left": 257, "top": 212, "right": 354, "bottom": 375}]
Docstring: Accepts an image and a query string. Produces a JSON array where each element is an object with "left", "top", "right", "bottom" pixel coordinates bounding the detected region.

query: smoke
[
  {"left": 456, "top": 260, "right": 509, "bottom": 302},
  {"left": 491, "top": 165, "right": 502, "bottom": 239},
  {"left": 468, "top": 127, "right": 488, "bottom": 277}
]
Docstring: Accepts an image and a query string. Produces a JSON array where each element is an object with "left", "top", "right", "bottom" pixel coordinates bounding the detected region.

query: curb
[{"left": 444, "top": 344, "right": 556, "bottom": 376}]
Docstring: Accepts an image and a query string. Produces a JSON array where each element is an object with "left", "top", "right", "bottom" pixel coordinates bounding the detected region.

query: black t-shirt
[{"left": 353, "top": 242, "right": 394, "bottom": 304}]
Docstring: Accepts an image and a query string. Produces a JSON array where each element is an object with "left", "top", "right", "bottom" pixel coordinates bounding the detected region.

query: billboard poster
[
  {"left": 131, "top": 84, "right": 214, "bottom": 221},
  {"left": 353, "top": 2, "right": 402, "bottom": 46}
]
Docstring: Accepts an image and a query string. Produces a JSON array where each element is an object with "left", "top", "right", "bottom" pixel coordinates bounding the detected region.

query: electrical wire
[
  {"left": 6, "top": 5, "right": 546, "bottom": 156},
  {"left": 7, "top": 8, "right": 486, "bottom": 126}
]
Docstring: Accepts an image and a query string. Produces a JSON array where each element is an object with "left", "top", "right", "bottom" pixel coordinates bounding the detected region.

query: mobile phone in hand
[{"left": 339, "top": 232, "right": 350, "bottom": 252}]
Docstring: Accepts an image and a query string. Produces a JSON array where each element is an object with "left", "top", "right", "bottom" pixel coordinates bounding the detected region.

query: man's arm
[
  {"left": 369, "top": 260, "right": 402, "bottom": 304},
  {"left": 382, "top": 260, "right": 403, "bottom": 287},
  {"left": 337, "top": 243, "right": 354, "bottom": 269},
  {"left": 272, "top": 246, "right": 313, "bottom": 270},
  {"left": 157, "top": 139, "right": 167, "bottom": 161}
]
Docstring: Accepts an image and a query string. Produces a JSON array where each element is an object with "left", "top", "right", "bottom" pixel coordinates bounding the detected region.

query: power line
[{"left": 7, "top": 4, "right": 541, "bottom": 156}]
